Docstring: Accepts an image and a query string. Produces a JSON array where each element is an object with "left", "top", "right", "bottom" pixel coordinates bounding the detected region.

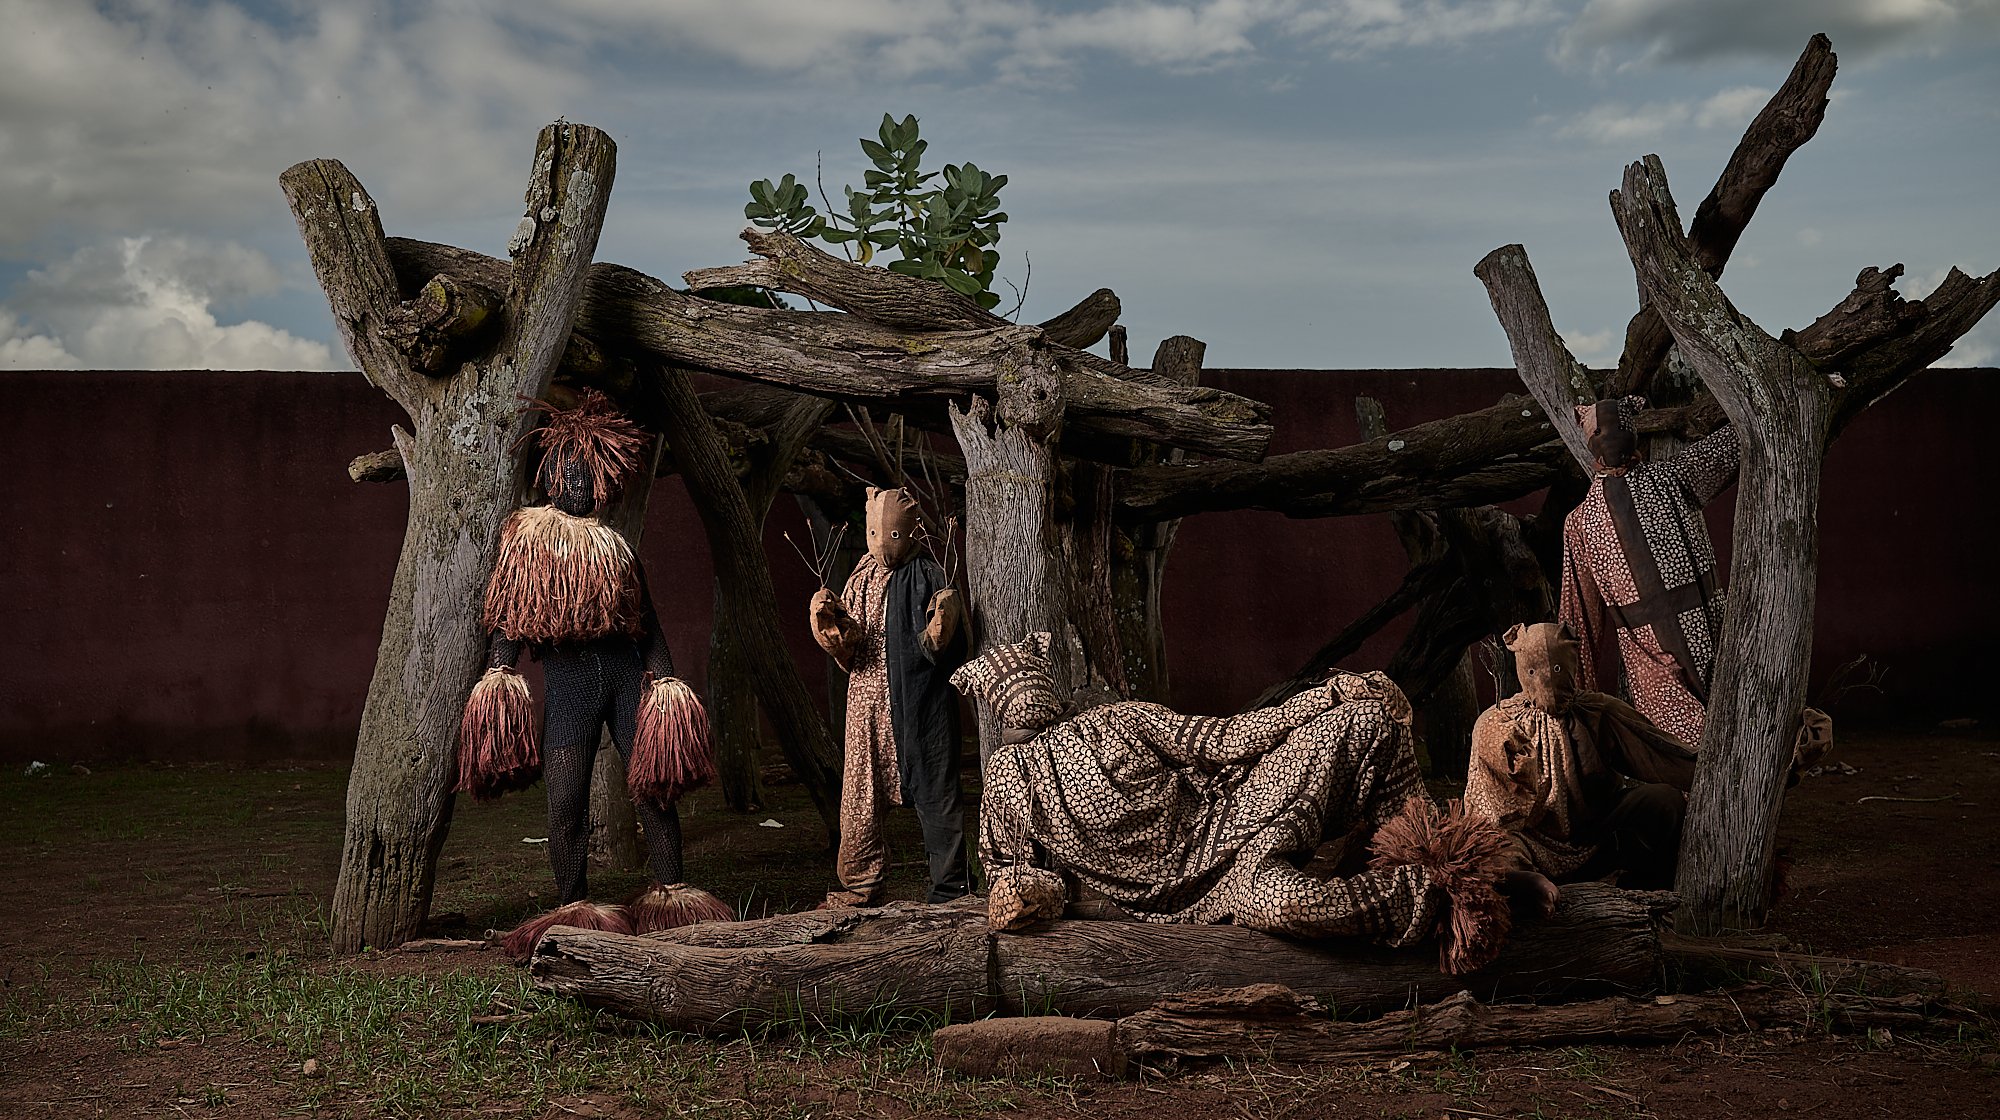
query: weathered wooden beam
[
  {"left": 1476, "top": 245, "right": 1600, "bottom": 472},
  {"left": 1609, "top": 33, "right": 1839, "bottom": 396},
  {"left": 530, "top": 883, "right": 1667, "bottom": 1032},
  {"left": 385, "top": 238, "right": 1271, "bottom": 461},
  {"left": 684, "top": 227, "right": 1122, "bottom": 351},
  {"left": 1117, "top": 394, "right": 1566, "bottom": 520},
  {"left": 1112, "top": 982, "right": 1962, "bottom": 1071}
]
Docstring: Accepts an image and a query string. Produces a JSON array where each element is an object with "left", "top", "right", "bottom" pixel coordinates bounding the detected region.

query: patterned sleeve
[
  {"left": 1666, "top": 423, "right": 1740, "bottom": 505},
  {"left": 1168, "top": 686, "right": 1340, "bottom": 767},
  {"left": 1559, "top": 514, "right": 1610, "bottom": 693}
]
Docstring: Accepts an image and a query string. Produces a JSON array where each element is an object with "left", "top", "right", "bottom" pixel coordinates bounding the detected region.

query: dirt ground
[{"left": 2, "top": 725, "right": 1997, "bottom": 1118}]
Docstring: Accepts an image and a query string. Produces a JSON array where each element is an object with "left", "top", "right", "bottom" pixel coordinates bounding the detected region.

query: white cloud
[
  {"left": 0, "top": 236, "right": 344, "bottom": 371},
  {"left": 1555, "top": 84, "right": 1775, "bottom": 144},
  {"left": 1557, "top": 0, "right": 2000, "bottom": 68},
  {"left": 1560, "top": 325, "right": 1618, "bottom": 363}
]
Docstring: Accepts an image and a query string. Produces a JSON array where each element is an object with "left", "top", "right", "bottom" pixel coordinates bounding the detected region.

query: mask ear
[
  {"left": 1503, "top": 623, "right": 1527, "bottom": 650},
  {"left": 865, "top": 486, "right": 882, "bottom": 501},
  {"left": 1558, "top": 621, "right": 1579, "bottom": 644}
]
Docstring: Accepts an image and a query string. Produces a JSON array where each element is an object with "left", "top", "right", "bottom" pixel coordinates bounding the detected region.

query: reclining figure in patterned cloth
[{"left": 950, "top": 633, "right": 1536, "bottom": 975}]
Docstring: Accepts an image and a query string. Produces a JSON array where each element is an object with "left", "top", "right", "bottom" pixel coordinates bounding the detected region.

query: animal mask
[
  {"left": 865, "top": 487, "right": 924, "bottom": 569},
  {"left": 1504, "top": 622, "right": 1582, "bottom": 712}
]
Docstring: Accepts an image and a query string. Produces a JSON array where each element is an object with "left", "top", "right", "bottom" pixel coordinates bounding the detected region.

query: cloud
[
  {"left": 1557, "top": 0, "right": 2000, "bottom": 68},
  {"left": 0, "top": 236, "right": 344, "bottom": 371},
  {"left": 1560, "top": 326, "right": 1619, "bottom": 363},
  {"left": 1555, "top": 84, "right": 1774, "bottom": 143},
  {"left": 0, "top": 0, "right": 589, "bottom": 251}
]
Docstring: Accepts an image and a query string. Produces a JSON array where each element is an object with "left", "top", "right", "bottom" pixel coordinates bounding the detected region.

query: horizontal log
[
  {"left": 684, "top": 227, "right": 1122, "bottom": 351},
  {"left": 531, "top": 883, "right": 1667, "bottom": 1032},
  {"left": 386, "top": 238, "right": 1271, "bottom": 461},
  {"left": 1117, "top": 394, "right": 1569, "bottom": 520},
  {"left": 1111, "top": 981, "right": 1963, "bottom": 1071}
]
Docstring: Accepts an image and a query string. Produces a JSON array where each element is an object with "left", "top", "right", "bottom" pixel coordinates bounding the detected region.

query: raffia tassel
[
  {"left": 481, "top": 505, "right": 643, "bottom": 644},
  {"left": 627, "top": 881, "right": 735, "bottom": 934},
  {"left": 631, "top": 676, "right": 717, "bottom": 807},
  {"left": 1369, "top": 797, "right": 1515, "bottom": 977},
  {"left": 455, "top": 667, "right": 540, "bottom": 801},
  {"left": 500, "top": 900, "right": 632, "bottom": 961}
]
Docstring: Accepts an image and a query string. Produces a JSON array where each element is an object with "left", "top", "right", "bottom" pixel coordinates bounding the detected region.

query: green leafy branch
[{"left": 747, "top": 114, "right": 1012, "bottom": 311}]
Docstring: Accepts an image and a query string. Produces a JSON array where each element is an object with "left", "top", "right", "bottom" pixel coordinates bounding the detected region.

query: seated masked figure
[
  {"left": 1465, "top": 622, "right": 1832, "bottom": 890},
  {"left": 951, "top": 633, "right": 1519, "bottom": 975},
  {"left": 1464, "top": 623, "right": 1698, "bottom": 889}
]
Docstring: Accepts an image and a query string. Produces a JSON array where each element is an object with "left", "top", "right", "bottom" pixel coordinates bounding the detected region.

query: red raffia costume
[{"left": 456, "top": 389, "right": 731, "bottom": 957}]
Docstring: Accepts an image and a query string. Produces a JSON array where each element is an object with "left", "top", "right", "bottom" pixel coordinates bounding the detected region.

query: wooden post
[
  {"left": 283, "top": 122, "right": 617, "bottom": 952},
  {"left": 1611, "top": 154, "right": 2000, "bottom": 931},
  {"left": 949, "top": 341, "right": 1073, "bottom": 764}
]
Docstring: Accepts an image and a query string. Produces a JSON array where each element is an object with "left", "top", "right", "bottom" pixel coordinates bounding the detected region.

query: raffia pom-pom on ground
[
  {"left": 455, "top": 667, "right": 539, "bottom": 800},
  {"left": 631, "top": 676, "right": 717, "bottom": 806},
  {"left": 1370, "top": 797, "right": 1514, "bottom": 976},
  {"left": 501, "top": 900, "right": 632, "bottom": 961},
  {"left": 628, "top": 881, "right": 735, "bottom": 934},
  {"left": 481, "top": 505, "right": 643, "bottom": 644}
]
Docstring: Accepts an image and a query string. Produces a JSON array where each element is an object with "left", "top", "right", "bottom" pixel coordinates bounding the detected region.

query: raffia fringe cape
[{"left": 482, "top": 505, "right": 643, "bottom": 643}]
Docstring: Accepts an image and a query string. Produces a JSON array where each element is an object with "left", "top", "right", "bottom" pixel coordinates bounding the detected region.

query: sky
[{"left": 1, "top": 0, "right": 1996, "bottom": 374}]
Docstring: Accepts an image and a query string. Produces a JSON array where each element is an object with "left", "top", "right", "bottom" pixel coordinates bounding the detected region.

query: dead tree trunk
[
  {"left": 950, "top": 359, "right": 1072, "bottom": 764},
  {"left": 282, "top": 123, "right": 617, "bottom": 952},
  {"left": 708, "top": 394, "right": 835, "bottom": 812},
  {"left": 1111, "top": 335, "right": 1205, "bottom": 703},
  {"left": 647, "top": 363, "right": 843, "bottom": 836},
  {"left": 1611, "top": 154, "right": 2000, "bottom": 932},
  {"left": 529, "top": 883, "right": 1666, "bottom": 1031}
]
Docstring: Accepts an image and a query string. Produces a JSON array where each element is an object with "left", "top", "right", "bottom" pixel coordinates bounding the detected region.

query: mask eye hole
[{"left": 891, "top": 530, "right": 900, "bottom": 539}]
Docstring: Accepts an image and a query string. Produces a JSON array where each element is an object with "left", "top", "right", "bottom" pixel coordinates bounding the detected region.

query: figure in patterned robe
[
  {"left": 1560, "top": 398, "right": 1738, "bottom": 745},
  {"left": 809, "top": 487, "right": 967, "bottom": 906},
  {"left": 1464, "top": 624, "right": 1698, "bottom": 887},
  {"left": 951, "top": 634, "right": 1520, "bottom": 974}
]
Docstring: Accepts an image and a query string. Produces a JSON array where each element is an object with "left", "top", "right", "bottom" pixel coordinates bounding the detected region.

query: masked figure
[
  {"left": 1464, "top": 623, "right": 1700, "bottom": 887},
  {"left": 1560, "top": 398, "right": 1738, "bottom": 744},
  {"left": 954, "top": 633, "right": 1521, "bottom": 976},
  {"left": 1465, "top": 622, "right": 1831, "bottom": 889},
  {"left": 455, "top": 389, "right": 731, "bottom": 955},
  {"left": 808, "top": 487, "right": 969, "bottom": 906}
]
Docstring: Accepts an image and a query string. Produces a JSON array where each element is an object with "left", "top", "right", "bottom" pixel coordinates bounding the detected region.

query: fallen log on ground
[
  {"left": 530, "top": 883, "right": 1669, "bottom": 1031},
  {"left": 932, "top": 979, "right": 1980, "bottom": 1077}
]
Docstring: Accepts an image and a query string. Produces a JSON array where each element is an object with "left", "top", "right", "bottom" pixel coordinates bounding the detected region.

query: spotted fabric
[
  {"left": 1561, "top": 424, "right": 1738, "bottom": 744},
  {"left": 948, "top": 632, "right": 1064, "bottom": 732},
  {"left": 1462, "top": 691, "right": 1696, "bottom": 880},
  {"left": 973, "top": 672, "right": 1444, "bottom": 947},
  {"left": 824, "top": 555, "right": 969, "bottom": 906}
]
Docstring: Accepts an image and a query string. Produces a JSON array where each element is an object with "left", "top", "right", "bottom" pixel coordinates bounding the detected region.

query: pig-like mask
[
  {"left": 1505, "top": 622, "right": 1582, "bottom": 713},
  {"left": 865, "top": 486, "right": 924, "bottom": 569}
]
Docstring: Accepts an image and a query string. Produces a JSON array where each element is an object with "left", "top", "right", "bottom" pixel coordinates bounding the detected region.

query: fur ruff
[
  {"left": 1370, "top": 797, "right": 1515, "bottom": 976},
  {"left": 530, "top": 388, "right": 649, "bottom": 505},
  {"left": 500, "top": 900, "right": 632, "bottom": 961},
  {"left": 482, "top": 505, "right": 643, "bottom": 643},
  {"left": 627, "top": 881, "right": 734, "bottom": 934},
  {"left": 630, "top": 676, "right": 717, "bottom": 807},
  {"left": 455, "top": 667, "right": 540, "bottom": 800}
]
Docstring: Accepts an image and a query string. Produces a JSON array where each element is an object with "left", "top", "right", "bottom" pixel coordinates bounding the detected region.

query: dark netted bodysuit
[{"left": 489, "top": 458, "right": 685, "bottom": 903}]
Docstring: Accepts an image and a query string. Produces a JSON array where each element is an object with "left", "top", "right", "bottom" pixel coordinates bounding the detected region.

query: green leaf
[
  {"left": 976, "top": 290, "right": 1001, "bottom": 310},
  {"left": 886, "top": 259, "right": 925, "bottom": 277},
  {"left": 939, "top": 268, "right": 982, "bottom": 296}
]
